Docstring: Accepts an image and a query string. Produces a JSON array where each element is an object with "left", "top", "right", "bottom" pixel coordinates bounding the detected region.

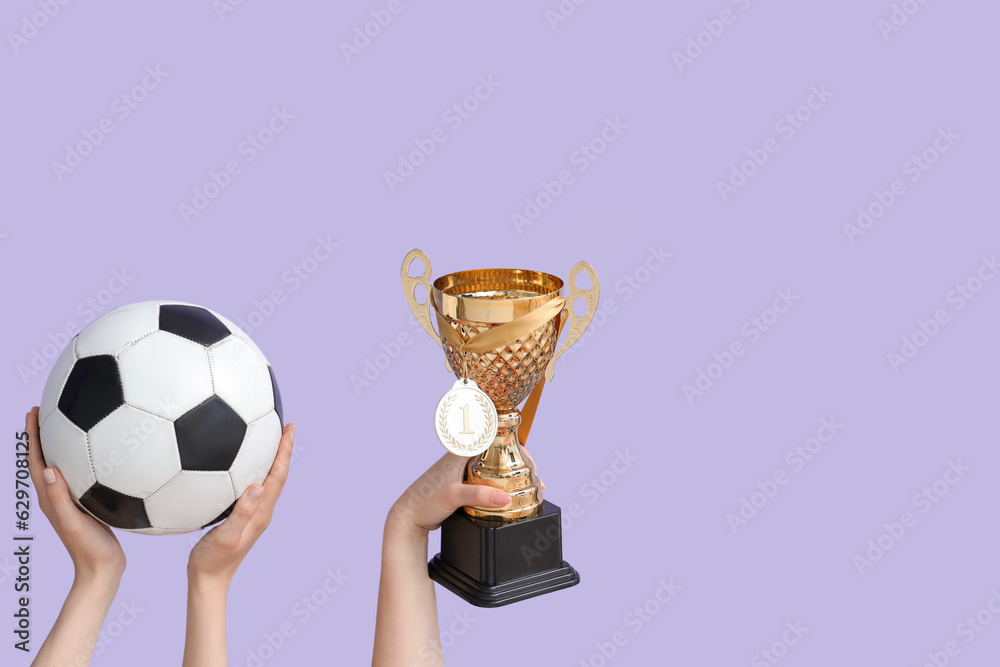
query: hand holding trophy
[{"left": 401, "top": 249, "right": 599, "bottom": 606}]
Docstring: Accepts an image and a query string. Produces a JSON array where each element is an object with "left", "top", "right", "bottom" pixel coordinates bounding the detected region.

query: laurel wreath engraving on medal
[{"left": 437, "top": 392, "right": 496, "bottom": 455}]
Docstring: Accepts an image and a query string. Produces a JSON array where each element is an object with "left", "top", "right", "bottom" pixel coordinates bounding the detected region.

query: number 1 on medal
[{"left": 459, "top": 404, "right": 473, "bottom": 434}]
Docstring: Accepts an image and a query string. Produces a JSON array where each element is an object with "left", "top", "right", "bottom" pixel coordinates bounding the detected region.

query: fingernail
[
  {"left": 248, "top": 485, "right": 264, "bottom": 501},
  {"left": 42, "top": 468, "right": 55, "bottom": 485},
  {"left": 290, "top": 424, "right": 296, "bottom": 441},
  {"left": 492, "top": 490, "right": 510, "bottom": 506}
]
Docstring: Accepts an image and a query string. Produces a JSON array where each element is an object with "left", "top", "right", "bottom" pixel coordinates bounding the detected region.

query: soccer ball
[{"left": 38, "top": 301, "right": 284, "bottom": 534}]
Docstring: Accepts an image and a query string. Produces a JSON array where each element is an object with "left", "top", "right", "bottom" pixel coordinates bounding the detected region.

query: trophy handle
[
  {"left": 545, "top": 261, "right": 600, "bottom": 382},
  {"left": 401, "top": 249, "right": 444, "bottom": 350}
]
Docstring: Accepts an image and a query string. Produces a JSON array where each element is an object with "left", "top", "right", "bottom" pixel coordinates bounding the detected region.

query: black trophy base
[{"left": 428, "top": 500, "right": 580, "bottom": 608}]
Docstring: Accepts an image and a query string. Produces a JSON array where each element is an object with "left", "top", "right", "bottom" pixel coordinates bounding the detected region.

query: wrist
[
  {"left": 72, "top": 561, "right": 124, "bottom": 592},
  {"left": 187, "top": 564, "right": 233, "bottom": 589},
  {"left": 385, "top": 502, "right": 430, "bottom": 537},
  {"left": 68, "top": 570, "right": 121, "bottom": 613},
  {"left": 187, "top": 569, "right": 232, "bottom": 601},
  {"left": 382, "top": 512, "right": 430, "bottom": 563}
]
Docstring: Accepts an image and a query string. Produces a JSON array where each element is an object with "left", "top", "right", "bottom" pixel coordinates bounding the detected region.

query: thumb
[
  {"left": 216, "top": 484, "right": 264, "bottom": 542},
  {"left": 41, "top": 467, "right": 80, "bottom": 522},
  {"left": 447, "top": 482, "right": 510, "bottom": 512}
]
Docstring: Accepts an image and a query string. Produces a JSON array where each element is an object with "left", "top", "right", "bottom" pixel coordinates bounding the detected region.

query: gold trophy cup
[{"left": 402, "top": 249, "right": 599, "bottom": 606}]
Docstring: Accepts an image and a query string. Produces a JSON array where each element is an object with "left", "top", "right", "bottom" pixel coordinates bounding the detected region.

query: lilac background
[{"left": 3, "top": 1, "right": 999, "bottom": 665}]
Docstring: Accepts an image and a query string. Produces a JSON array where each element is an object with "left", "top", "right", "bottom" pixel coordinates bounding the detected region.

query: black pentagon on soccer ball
[
  {"left": 268, "top": 365, "right": 284, "bottom": 425},
  {"left": 159, "top": 304, "right": 231, "bottom": 346},
  {"left": 58, "top": 355, "right": 124, "bottom": 431},
  {"left": 79, "top": 483, "right": 151, "bottom": 530},
  {"left": 174, "top": 396, "right": 247, "bottom": 471}
]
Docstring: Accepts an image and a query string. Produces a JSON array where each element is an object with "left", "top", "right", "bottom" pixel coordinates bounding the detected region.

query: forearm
[
  {"left": 373, "top": 516, "right": 443, "bottom": 667},
  {"left": 182, "top": 575, "right": 230, "bottom": 667},
  {"left": 33, "top": 570, "right": 120, "bottom": 667}
]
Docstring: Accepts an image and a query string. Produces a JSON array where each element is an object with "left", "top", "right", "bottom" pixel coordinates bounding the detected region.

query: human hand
[
  {"left": 182, "top": 424, "right": 293, "bottom": 667},
  {"left": 25, "top": 406, "right": 126, "bottom": 582},
  {"left": 386, "top": 452, "right": 510, "bottom": 539},
  {"left": 27, "top": 406, "right": 126, "bottom": 667},
  {"left": 374, "top": 452, "right": 511, "bottom": 667},
  {"left": 187, "top": 423, "right": 294, "bottom": 588}
]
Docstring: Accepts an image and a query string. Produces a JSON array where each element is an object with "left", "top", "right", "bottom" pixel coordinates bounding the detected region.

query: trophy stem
[{"left": 463, "top": 408, "right": 543, "bottom": 520}]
